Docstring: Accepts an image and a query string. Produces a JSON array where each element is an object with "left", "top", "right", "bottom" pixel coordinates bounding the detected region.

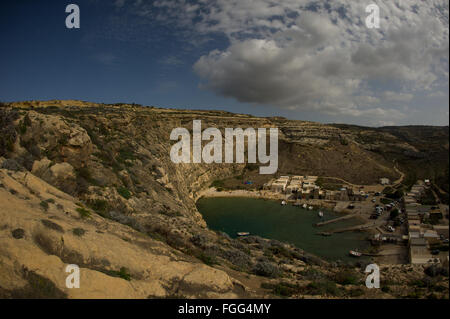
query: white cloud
[
  {"left": 119, "top": 0, "right": 449, "bottom": 124},
  {"left": 189, "top": 0, "right": 448, "bottom": 122},
  {"left": 382, "top": 91, "right": 414, "bottom": 102}
]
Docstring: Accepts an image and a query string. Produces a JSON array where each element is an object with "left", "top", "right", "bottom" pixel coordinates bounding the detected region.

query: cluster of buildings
[
  {"left": 265, "top": 175, "right": 320, "bottom": 197},
  {"left": 264, "top": 175, "right": 367, "bottom": 201},
  {"left": 405, "top": 181, "right": 449, "bottom": 265}
]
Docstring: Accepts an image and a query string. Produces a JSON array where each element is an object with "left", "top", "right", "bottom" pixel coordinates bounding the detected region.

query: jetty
[
  {"left": 317, "top": 221, "right": 378, "bottom": 235},
  {"left": 315, "top": 213, "right": 358, "bottom": 226}
]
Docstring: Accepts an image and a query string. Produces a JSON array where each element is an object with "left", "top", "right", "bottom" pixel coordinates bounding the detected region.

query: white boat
[
  {"left": 237, "top": 232, "right": 250, "bottom": 237},
  {"left": 349, "top": 250, "right": 362, "bottom": 257},
  {"left": 318, "top": 211, "right": 324, "bottom": 218},
  {"left": 308, "top": 206, "right": 313, "bottom": 210},
  {"left": 281, "top": 200, "right": 287, "bottom": 206},
  {"left": 302, "top": 204, "right": 307, "bottom": 209}
]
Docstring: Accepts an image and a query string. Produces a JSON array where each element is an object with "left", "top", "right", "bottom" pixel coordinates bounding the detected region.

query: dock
[
  {"left": 315, "top": 213, "right": 358, "bottom": 227},
  {"left": 317, "top": 221, "right": 378, "bottom": 235}
]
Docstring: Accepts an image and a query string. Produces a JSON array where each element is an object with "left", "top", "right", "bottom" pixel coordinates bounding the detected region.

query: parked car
[
  {"left": 431, "top": 249, "right": 440, "bottom": 255},
  {"left": 387, "top": 226, "right": 395, "bottom": 232}
]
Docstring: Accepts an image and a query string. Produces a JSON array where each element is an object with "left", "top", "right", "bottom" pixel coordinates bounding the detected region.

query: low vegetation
[
  {"left": 41, "top": 219, "right": 64, "bottom": 233},
  {"left": 39, "top": 201, "right": 49, "bottom": 211},
  {"left": 99, "top": 267, "right": 132, "bottom": 281},
  {"left": 72, "top": 228, "right": 86, "bottom": 237},
  {"left": 75, "top": 207, "right": 91, "bottom": 219},
  {"left": 117, "top": 186, "right": 131, "bottom": 199}
]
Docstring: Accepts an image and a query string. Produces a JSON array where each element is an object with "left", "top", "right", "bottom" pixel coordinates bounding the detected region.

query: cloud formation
[{"left": 119, "top": 0, "right": 449, "bottom": 125}]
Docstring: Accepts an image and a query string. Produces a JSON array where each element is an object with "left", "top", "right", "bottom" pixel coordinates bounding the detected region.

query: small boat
[
  {"left": 302, "top": 204, "right": 307, "bottom": 209},
  {"left": 318, "top": 211, "right": 324, "bottom": 218},
  {"left": 308, "top": 206, "right": 313, "bottom": 210},
  {"left": 281, "top": 200, "right": 287, "bottom": 206},
  {"left": 237, "top": 232, "right": 250, "bottom": 237},
  {"left": 349, "top": 250, "right": 362, "bottom": 257}
]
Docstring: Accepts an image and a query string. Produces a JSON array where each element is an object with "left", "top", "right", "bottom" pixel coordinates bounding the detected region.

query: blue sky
[{"left": 0, "top": 0, "right": 448, "bottom": 126}]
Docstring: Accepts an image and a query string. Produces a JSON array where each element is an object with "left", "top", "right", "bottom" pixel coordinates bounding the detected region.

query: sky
[{"left": 0, "top": 0, "right": 448, "bottom": 127}]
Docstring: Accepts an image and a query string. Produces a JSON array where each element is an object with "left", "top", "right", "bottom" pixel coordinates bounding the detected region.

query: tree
[{"left": 390, "top": 208, "right": 399, "bottom": 220}]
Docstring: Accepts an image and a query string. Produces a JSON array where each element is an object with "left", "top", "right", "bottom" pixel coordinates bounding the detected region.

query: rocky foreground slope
[{"left": 0, "top": 100, "right": 448, "bottom": 299}]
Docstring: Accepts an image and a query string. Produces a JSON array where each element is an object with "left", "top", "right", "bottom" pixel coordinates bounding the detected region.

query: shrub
[
  {"left": 118, "top": 147, "right": 136, "bottom": 163},
  {"left": 12, "top": 228, "right": 25, "bottom": 239},
  {"left": 245, "top": 163, "right": 259, "bottom": 171},
  {"left": 39, "top": 201, "right": 49, "bottom": 211},
  {"left": 0, "top": 108, "right": 19, "bottom": 156},
  {"left": 2, "top": 159, "right": 22, "bottom": 171},
  {"left": 425, "top": 265, "right": 449, "bottom": 277},
  {"left": 268, "top": 244, "right": 293, "bottom": 259},
  {"left": 41, "top": 219, "right": 64, "bottom": 233},
  {"left": 348, "top": 288, "right": 365, "bottom": 297},
  {"left": 381, "top": 286, "right": 391, "bottom": 293},
  {"left": 75, "top": 167, "right": 92, "bottom": 181},
  {"left": 87, "top": 199, "right": 109, "bottom": 216},
  {"left": 197, "top": 252, "right": 217, "bottom": 266},
  {"left": 306, "top": 280, "right": 341, "bottom": 296},
  {"left": 75, "top": 207, "right": 91, "bottom": 219},
  {"left": 253, "top": 261, "right": 280, "bottom": 278},
  {"left": 261, "top": 282, "right": 299, "bottom": 297},
  {"left": 300, "top": 268, "right": 325, "bottom": 280},
  {"left": 101, "top": 267, "right": 131, "bottom": 281},
  {"left": 72, "top": 228, "right": 86, "bottom": 237},
  {"left": 390, "top": 208, "right": 399, "bottom": 220},
  {"left": 117, "top": 186, "right": 131, "bottom": 199},
  {"left": 222, "top": 249, "right": 252, "bottom": 270},
  {"left": 334, "top": 270, "right": 360, "bottom": 285},
  {"left": 211, "top": 180, "right": 224, "bottom": 188},
  {"left": 419, "top": 188, "right": 437, "bottom": 206}
]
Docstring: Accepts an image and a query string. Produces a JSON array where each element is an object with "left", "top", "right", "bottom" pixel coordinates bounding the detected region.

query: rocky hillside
[{"left": 0, "top": 100, "right": 448, "bottom": 299}]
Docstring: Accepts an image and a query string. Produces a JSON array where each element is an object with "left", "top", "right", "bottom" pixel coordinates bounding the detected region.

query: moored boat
[
  {"left": 349, "top": 250, "right": 362, "bottom": 257},
  {"left": 237, "top": 232, "right": 250, "bottom": 237},
  {"left": 281, "top": 200, "right": 287, "bottom": 206},
  {"left": 318, "top": 211, "right": 324, "bottom": 218}
]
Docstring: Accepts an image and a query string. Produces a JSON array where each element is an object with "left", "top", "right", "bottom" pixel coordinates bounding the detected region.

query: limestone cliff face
[
  {"left": 0, "top": 169, "right": 241, "bottom": 298},
  {"left": 0, "top": 101, "right": 448, "bottom": 299}
]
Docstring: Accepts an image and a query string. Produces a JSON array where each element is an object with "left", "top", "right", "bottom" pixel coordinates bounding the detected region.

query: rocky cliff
[{"left": 0, "top": 100, "right": 448, "bottom": 299}]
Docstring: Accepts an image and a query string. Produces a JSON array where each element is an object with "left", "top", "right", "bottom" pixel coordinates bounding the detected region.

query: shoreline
[
  {"left": 195, "top": 187, "right": 340, "bottom": 212},
  {"left": 196, "top": 189, "right": 378, "bottom": 263},
  {"left": 195, "top": 188, "right": 409, "bottom": 265}
]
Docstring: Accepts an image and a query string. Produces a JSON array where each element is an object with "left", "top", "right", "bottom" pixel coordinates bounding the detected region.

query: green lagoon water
[{"left": 197, "top": 197, "right": 369, "bottom": 261}]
